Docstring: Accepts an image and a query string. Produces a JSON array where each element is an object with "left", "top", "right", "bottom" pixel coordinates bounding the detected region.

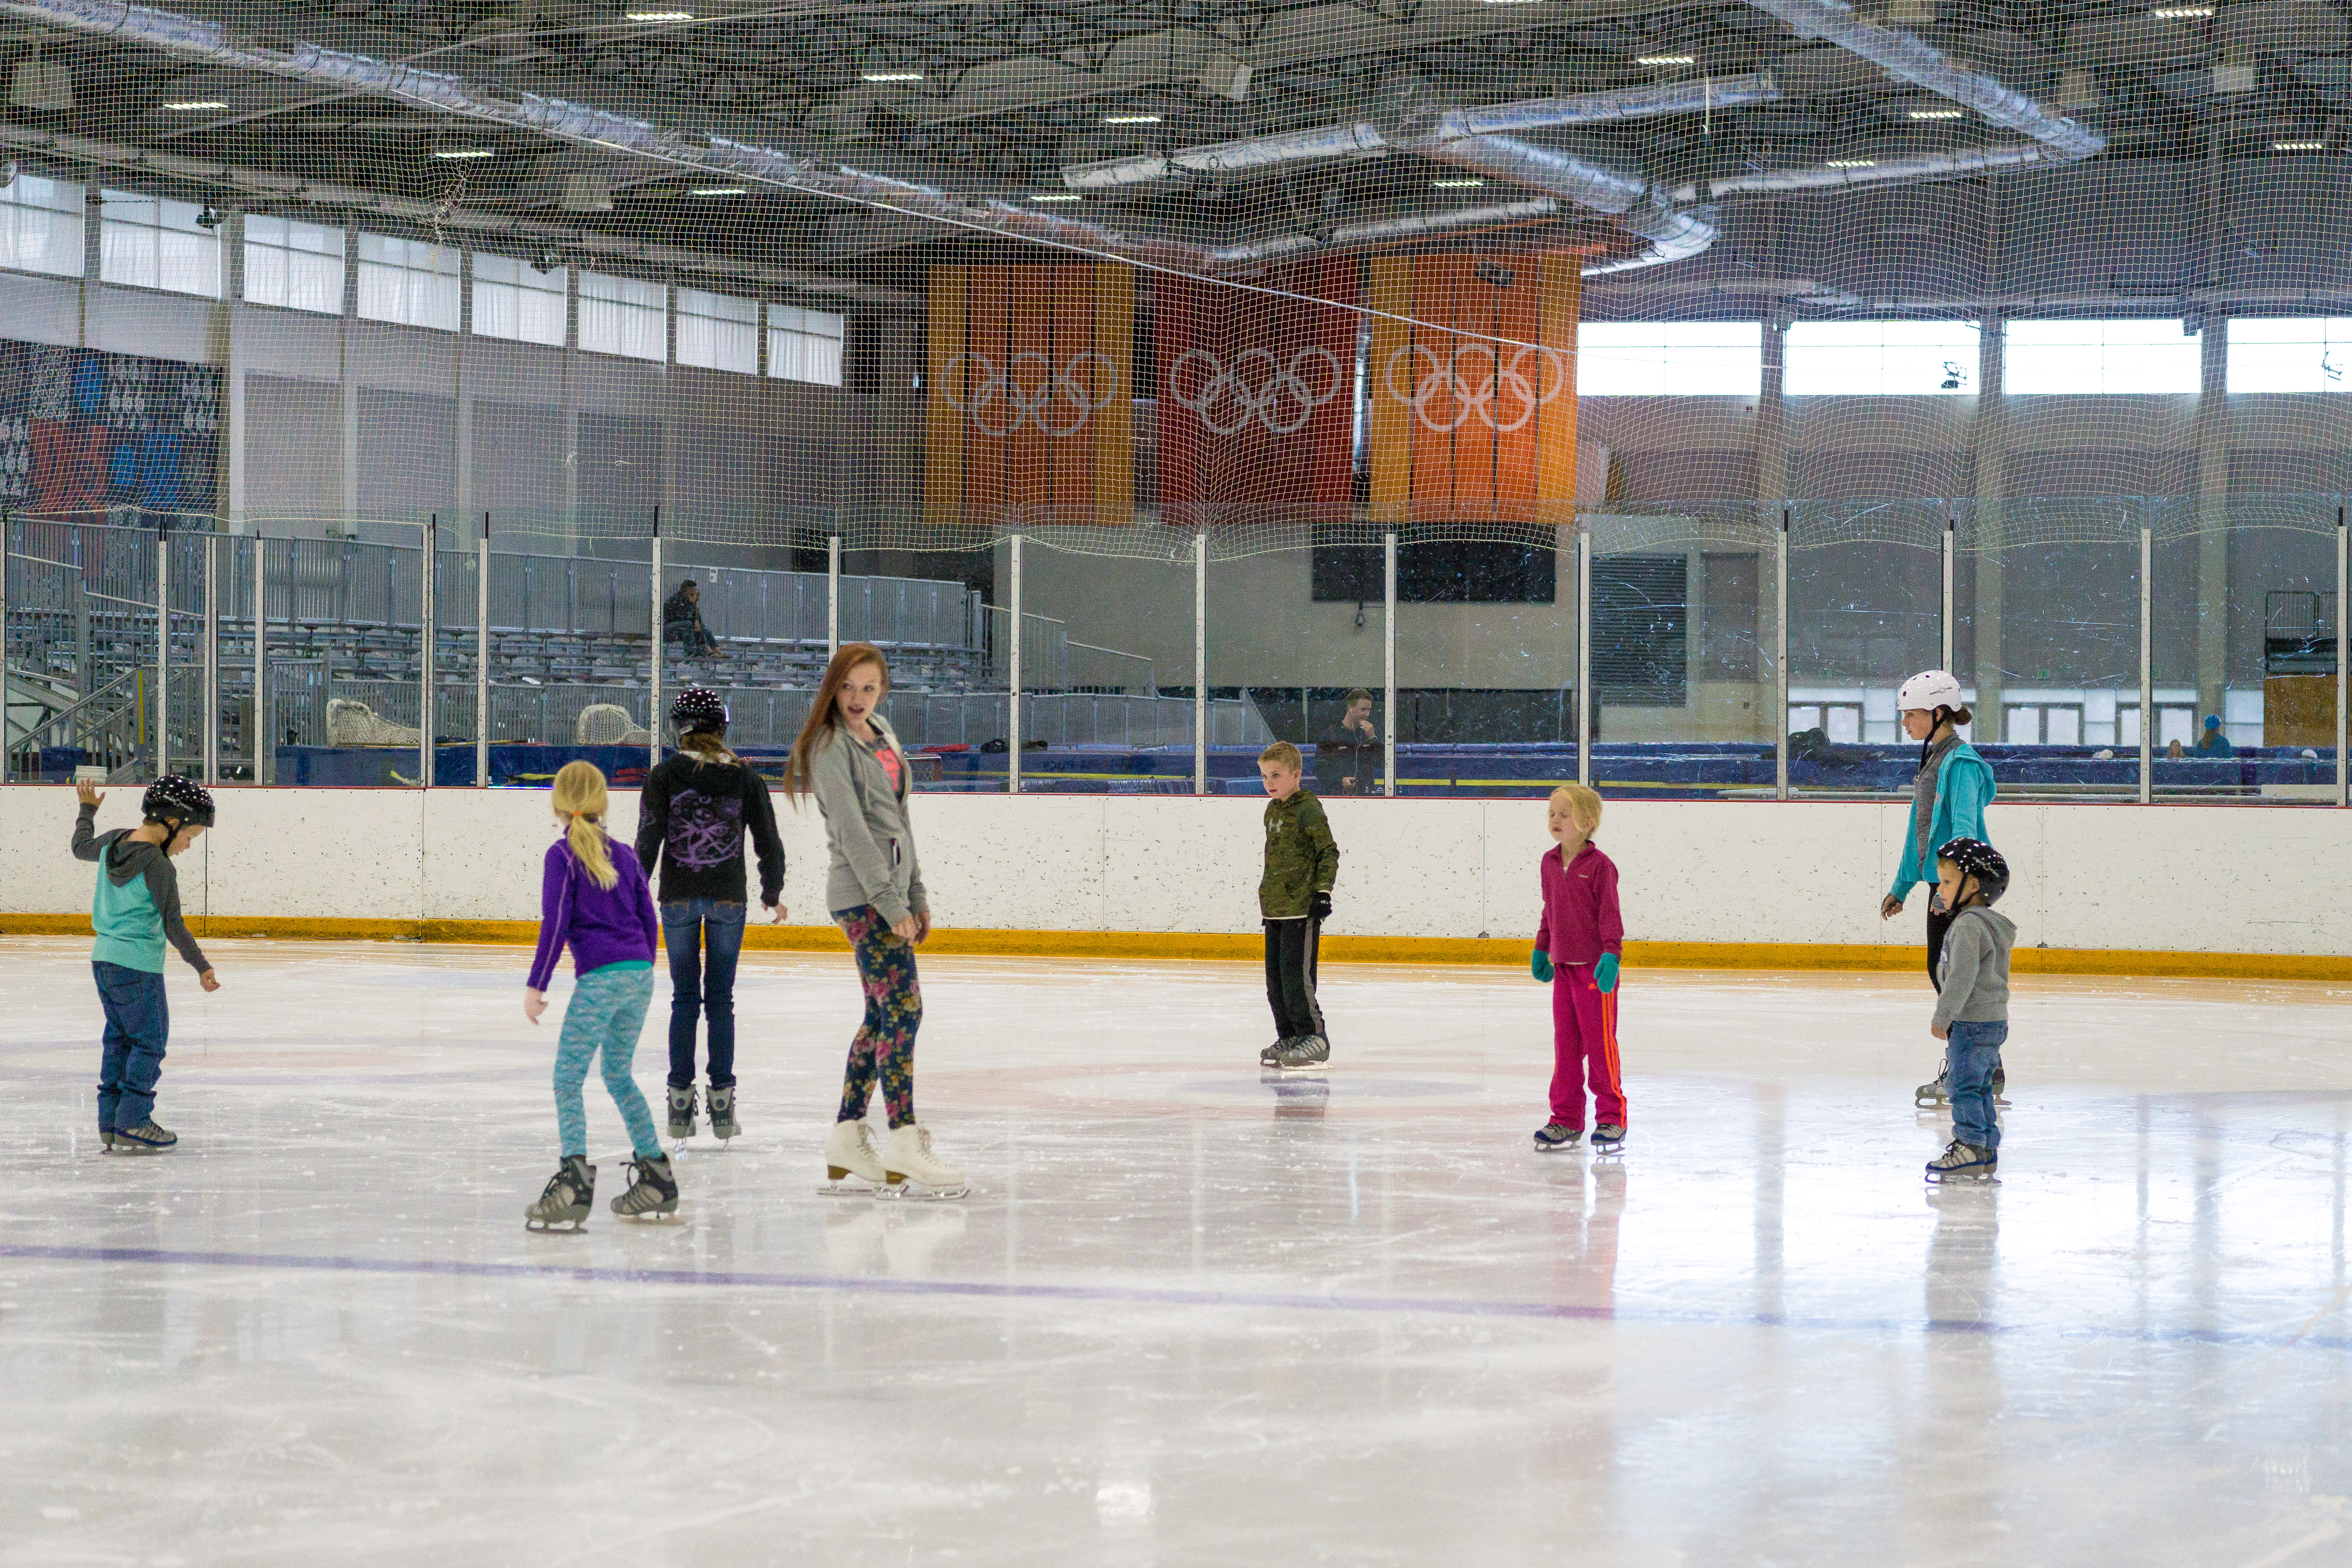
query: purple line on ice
[{"left": 2, "top": 1242, "right": 2343, "bottom": 1353}]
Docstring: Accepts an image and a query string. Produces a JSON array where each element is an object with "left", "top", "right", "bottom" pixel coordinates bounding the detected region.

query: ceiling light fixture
[
  {"left": 1101, "top": 113, "right": 1161, "bottom": 124},
  {"left": 162, "top": 100, "right": 228, "bottom": 111},
  {"left": 691, "top": 185, "right": 746, "bottom": 195},
  {"left": 623, "top": 9, "right": 695, "bottom": 20},
  {"left": 1635, "top": 54, "right": 1696, "bottom": 65},
  {"left": 2274, "top": 140, "right": 2326, "bottom": 151},
  {"left": 2149, "top": 5, "right": 2212, "bottom": 17},
  {"left": 432, "top": 147, "right": 495, "bottom": 159},
  {"left": 1826, "top": 158, "right": 1877, "bottom": 168},
  {"left": 1030, "top": 192, "right": 1082, "bottom": 202},
  {"left": 1908, "top": 107, "right": 1965, "bottom": 120},
  {"left": 1431, "top": 178, "right": 1486, "bottom": 188},
  {"left": 860, "top": 71, "right": 924, "bottom": 82}
]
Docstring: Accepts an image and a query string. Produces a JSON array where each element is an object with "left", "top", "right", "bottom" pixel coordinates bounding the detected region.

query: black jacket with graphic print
[{"left": 635, "top": 753, "right": 786, "bottom": 906}]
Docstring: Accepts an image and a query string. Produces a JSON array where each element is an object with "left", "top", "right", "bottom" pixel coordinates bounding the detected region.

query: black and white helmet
[
  {"left": 669, "top": 687, "right": 728, "bottom": 733},
  {"left": 142, "top": 773, "right": 216, "bottom": 829},
  {"left": 1935, "top": 837, "right": 2007, "bottom": 904}
]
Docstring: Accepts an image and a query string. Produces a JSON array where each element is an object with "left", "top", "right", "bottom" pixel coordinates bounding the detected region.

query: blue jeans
[
  {"left": 662, "top": 898, "right": 746, "bottom": 1088},
  {"left": 93, "top": 960, "right": 168, "bottom": 1132},
  {"left": 554, "top": 965, "right": 662, "bottom": 1160},
  {"left": 1946, "top": 1019, "right": 2007, "bottom": 1151}
]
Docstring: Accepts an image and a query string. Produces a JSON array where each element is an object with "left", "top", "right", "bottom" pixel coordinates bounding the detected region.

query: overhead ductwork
[
  {"left": 1062, "top": 75, "right": 1780, "bottom": 192},
  {"left": 1738, "top": 0, "right": 2105, "bottom": 163},
  {"left": 1670, "top": 143, "right": 2055, "bottom": 203},
  {"left": 1202, "top": 198, "right": 1564, "bottom": 269},
  {"left": 1583, "top": 200, "right": 1719, "bottom": 277}
]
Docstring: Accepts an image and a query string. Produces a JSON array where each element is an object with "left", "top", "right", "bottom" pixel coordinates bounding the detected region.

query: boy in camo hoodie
[{"left": 1256, "top": 742, "right": 1340, "bottom": 1072}]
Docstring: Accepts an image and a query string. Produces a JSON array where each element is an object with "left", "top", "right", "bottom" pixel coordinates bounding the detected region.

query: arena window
[
  {"left": 2225, "top": 317, "right": 2352, "bottom": 392},
  {"left": 677, "top": 287, "right": 759, "bottom": 374},
  {"left": 472, "top": 252, "right": 567, "bottom": 347},
  {"left": 1785, "top": 320, "right": 1980, "bottom": 396},
  {"left": 356, "top": 233, "right": 460, "bottom": 330},
  {"left": 1576, "top": 321, "right": 1761, "bottom": 397},
  {"left": 768, "top": 303, "right": 844, "bottom": 386},
  {"left": 99, "top": 190, "right": 219, "bottom": 298},
  {"left": 243, "top": 216, "right": 345, "bottom": 315},
  {"left": 2005, "top": 318, "right": 2199, "bottom": 394},
  {"left": 580, "top": 269, "right": 667, "bottom": 361},
  {"left": 0, "top": 171, "right": 84, "bottom": 278}
]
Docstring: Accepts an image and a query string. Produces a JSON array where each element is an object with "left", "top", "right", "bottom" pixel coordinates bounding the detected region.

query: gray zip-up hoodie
[
  {"left": 806, "top": 719, "right": 928, "bottom": 927},
  {"left": 1933, "top": 904, "right": 2015, "bottom": 1030}
]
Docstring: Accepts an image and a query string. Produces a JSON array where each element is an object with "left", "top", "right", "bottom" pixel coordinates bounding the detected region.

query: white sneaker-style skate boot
[
  {"left": 823, "top": 1118, "right": 888, "bottom": 1195},
  {"left": 881, "top": 1124, "right": 969, "bottom": 1200}
]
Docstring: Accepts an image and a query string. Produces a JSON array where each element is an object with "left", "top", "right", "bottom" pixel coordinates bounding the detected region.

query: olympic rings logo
[
  {"left": 1383, "top": 343, "right": 1568, "bottom": 435},
  {"left": 1167, "top": 346, "right": 1346, "bottom": 437},
  {"left": 939, "top": 351, "right": 1119, "bottom": 437}
]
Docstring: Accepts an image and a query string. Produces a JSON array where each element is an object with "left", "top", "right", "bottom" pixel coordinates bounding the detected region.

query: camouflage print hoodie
[{"left": 1259, "top": 789, "right": 1339, "bottom": 919}]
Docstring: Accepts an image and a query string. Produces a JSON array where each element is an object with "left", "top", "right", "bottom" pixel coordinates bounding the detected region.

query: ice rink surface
[{"left": 4, "top": 936, "right": 2352, "bottom": 1566}]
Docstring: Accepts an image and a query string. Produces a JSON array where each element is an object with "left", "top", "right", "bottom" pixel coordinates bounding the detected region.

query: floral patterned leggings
[{"left": 835, "top": 906, "right": 922, "bottom": 1128}]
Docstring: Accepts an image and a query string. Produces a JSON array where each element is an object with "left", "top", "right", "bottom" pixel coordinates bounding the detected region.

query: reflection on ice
[{"left": 2, "top": 937, "right": 2350, "bottom": 1564}]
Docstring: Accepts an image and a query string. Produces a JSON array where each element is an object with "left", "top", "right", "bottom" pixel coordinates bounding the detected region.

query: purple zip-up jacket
[{"left": 527, "top": 835, "right": 659, "bottom": 991}]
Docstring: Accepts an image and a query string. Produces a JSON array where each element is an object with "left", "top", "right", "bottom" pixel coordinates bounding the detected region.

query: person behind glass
[
  {"left": 1878, "top": 669, "right": 2000, "bottom": 1108},
  {"left": 785, "top": 642, "right": 967, "bottom": 1199},
  {"left": 635, "top": 687, "right": 785, "bottom": 1145},
  {"left": 2197, "top": 715, "right": 2236, "bottom": 757},
  {"left": 1312, "top": 687, "right": 1380, "bottom": 796},
  {"left": 662, "top": 579, "right": 718, "bottom": 659}
]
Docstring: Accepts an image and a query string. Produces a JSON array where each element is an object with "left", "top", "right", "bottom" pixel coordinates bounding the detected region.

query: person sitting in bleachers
[
  {"left": 2196, "top": 715, "right": 2236, "bottom": 758},
  {"left": 664, "top": 579, "right": 719, "bottom": 660}
]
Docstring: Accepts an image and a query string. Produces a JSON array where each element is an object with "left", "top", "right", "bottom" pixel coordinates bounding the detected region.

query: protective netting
[{"left": 3, "top": 0, "right": 2351, "bottom": 787}]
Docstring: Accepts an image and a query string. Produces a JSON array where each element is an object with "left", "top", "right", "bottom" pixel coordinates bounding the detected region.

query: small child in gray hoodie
[{"left": 1926, "top": 837, "right": 2014, "bottom": 1183}]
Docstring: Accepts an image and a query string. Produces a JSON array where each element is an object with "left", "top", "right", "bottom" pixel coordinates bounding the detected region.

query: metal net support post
[
  {"left": 252, "top": 526, "right": 269, "bottom": 785},
  {"left": 1383, "top": 530, "right": 1398, "bottom": 797},
  {"left": 1941, "top": 519, "right": 1956, "bottom": 672},
  {"left": 0, "top": 510, "right": 10, "bottom": 786},
  {"left": 1575, "top": 526, "right": 1591, "bottom": 790},
  {"left": 202, "top": 532, "right": 219, "bottom": 785},
  {"left": 1774, "top": 510, "right": 1791, "bottom": 802},
  {"left": 1192, "top": 530, "right": 1207, "bottom": 795},
  {"left": 2139, "top": 521, "right": 2154, "bottom": 806},
  {"left": 1007, "top": 534, "right": 1023, "bottom": 795},
  {"left": 2338, "top": 506, "right": 2349, "bottom": 809},
  {"left": 648, "top": 508, "right": 662, "bottom": 776},
  {"left": 476, "top": 514, "right": 490, "bottom": 789},
  {"left": 420, "top": 516, "right": 436, "bottom": 791},
  {"left": 826, "top": 534, "right": 840, "bottom": 659},
  {"left": 155, "top": 528, "right": 169, "bottom": 781}
]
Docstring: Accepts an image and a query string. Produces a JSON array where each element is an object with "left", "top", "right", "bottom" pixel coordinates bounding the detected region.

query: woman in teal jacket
[{"left": 1877, "top": 670, "right": 1998, "bottom": 1105}]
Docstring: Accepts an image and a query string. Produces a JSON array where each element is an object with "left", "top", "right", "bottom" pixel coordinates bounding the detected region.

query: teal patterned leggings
[
  {"left": 835, "top": 906, "right": 922, "bottom": 1128},
  {"left": 554, "top": 964, "right": 662, "bottom": 1160}
]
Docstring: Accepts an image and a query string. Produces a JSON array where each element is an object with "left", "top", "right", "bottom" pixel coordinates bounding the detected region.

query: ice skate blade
[
  {"left": 821, "top": 1171, "right": 882, "bottom": 1197},
  {"left": 103, "top": 1142, "right": 171, "bottom": 1156},
  {"left": 1924, "top": 1170, "right": 1998, "bottom": 1184},
  {"left": 524, "top": 1216, "right": 589, "bottom": 1232},
  {"left": 616, "top": 1208, "right": 682, "bottom": 1222},
  {"left": 878, "top": 1181, "right": 969, "bottom": 1202}
]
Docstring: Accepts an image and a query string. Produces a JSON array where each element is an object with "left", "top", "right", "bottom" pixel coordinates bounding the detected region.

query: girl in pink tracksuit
[{"left": 1530, "top": 784, "right": 1626, "bottom": 1152}]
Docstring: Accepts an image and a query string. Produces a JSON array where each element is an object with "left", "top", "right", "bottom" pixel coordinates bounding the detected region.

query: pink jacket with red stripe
[{"left": 1535, "top": 840, "right": 1624, "bottom": 965}]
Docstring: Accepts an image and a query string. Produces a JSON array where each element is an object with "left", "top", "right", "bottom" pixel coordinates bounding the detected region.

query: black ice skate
[
  {"left": 1272, "top": 1035, "right": 1330, "bottom": 1071},
  {"left": 526, "top": 1156, "right": 595, "bottom": 1231},
  {"left": 612, "top": 1155, "right": 681, "bottom": 1220},
  {"left": 1261, "top": 1036, "right": 1294, "bottom": 1067},
  {"left": 1590, "top": 1123, "right": 1627, "bottom": 1155},
  {"left": 1925, "top": 1140, "right": 1997, "bottom": 1183},
  {"left": 1533, "top": 1122, "right": 1583, "bottom": 1152},
  {"left": 706, "top": 1083, "right": 739, "bottom": 1141},
  {"left": 666, "top": 1084, "right": 698, "bottom": 1140},
  {"left": 109, "top": 1121, "right": 177, "bottom": 1154}
]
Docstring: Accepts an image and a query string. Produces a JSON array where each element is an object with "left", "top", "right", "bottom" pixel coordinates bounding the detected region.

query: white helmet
[{"left": 1896, "top": 669, "right": 1965, "bottom": 713}]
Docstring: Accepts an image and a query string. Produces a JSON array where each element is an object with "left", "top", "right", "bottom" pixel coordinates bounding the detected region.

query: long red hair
[{"left": 786, "top": 642, "right": 891, "bottom": 800}]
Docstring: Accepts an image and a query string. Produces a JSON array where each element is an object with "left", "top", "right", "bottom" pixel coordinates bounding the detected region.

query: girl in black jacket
[{"left": 634, "top": 689, "right": 786, "bottom": 1142}]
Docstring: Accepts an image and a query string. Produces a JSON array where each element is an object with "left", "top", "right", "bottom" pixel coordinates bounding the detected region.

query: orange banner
[
  {"left": 1367, "top": 254, "right": 1577, "bottom": 525},
  {"left": 926, "top": 265, "right": 1134, "bottom": 527}
]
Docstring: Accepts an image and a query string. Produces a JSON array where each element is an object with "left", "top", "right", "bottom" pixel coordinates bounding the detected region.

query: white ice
[{"left": 4, "top": 936, "right": 2351, "bottom": 1566}]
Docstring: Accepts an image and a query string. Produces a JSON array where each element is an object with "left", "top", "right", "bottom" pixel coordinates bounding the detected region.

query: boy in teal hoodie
[{"left": 70, "top": 776, "right": 220, "bottom": 1152}]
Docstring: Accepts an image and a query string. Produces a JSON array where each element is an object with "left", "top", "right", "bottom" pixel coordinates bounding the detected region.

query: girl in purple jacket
[{"left": 522, "top": 761, "right": 677, "bottom": 1230}]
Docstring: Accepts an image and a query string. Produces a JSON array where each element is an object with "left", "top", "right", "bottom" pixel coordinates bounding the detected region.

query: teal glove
[
  {"left": 1595, "top": 953, "right": 1620, "bottom": 994},
  {"left": 1531, "top": 949, "right": 1554, "bottom": 983}
]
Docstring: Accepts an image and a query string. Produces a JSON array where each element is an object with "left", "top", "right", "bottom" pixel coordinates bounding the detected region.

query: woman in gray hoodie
[{"left": 785, "top": 643, "right": 967, "bottom": 1199}]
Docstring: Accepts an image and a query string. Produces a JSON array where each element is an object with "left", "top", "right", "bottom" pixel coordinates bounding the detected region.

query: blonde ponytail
[{"left": 550, "top": 760, "right": 619, "bottom": 890}]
